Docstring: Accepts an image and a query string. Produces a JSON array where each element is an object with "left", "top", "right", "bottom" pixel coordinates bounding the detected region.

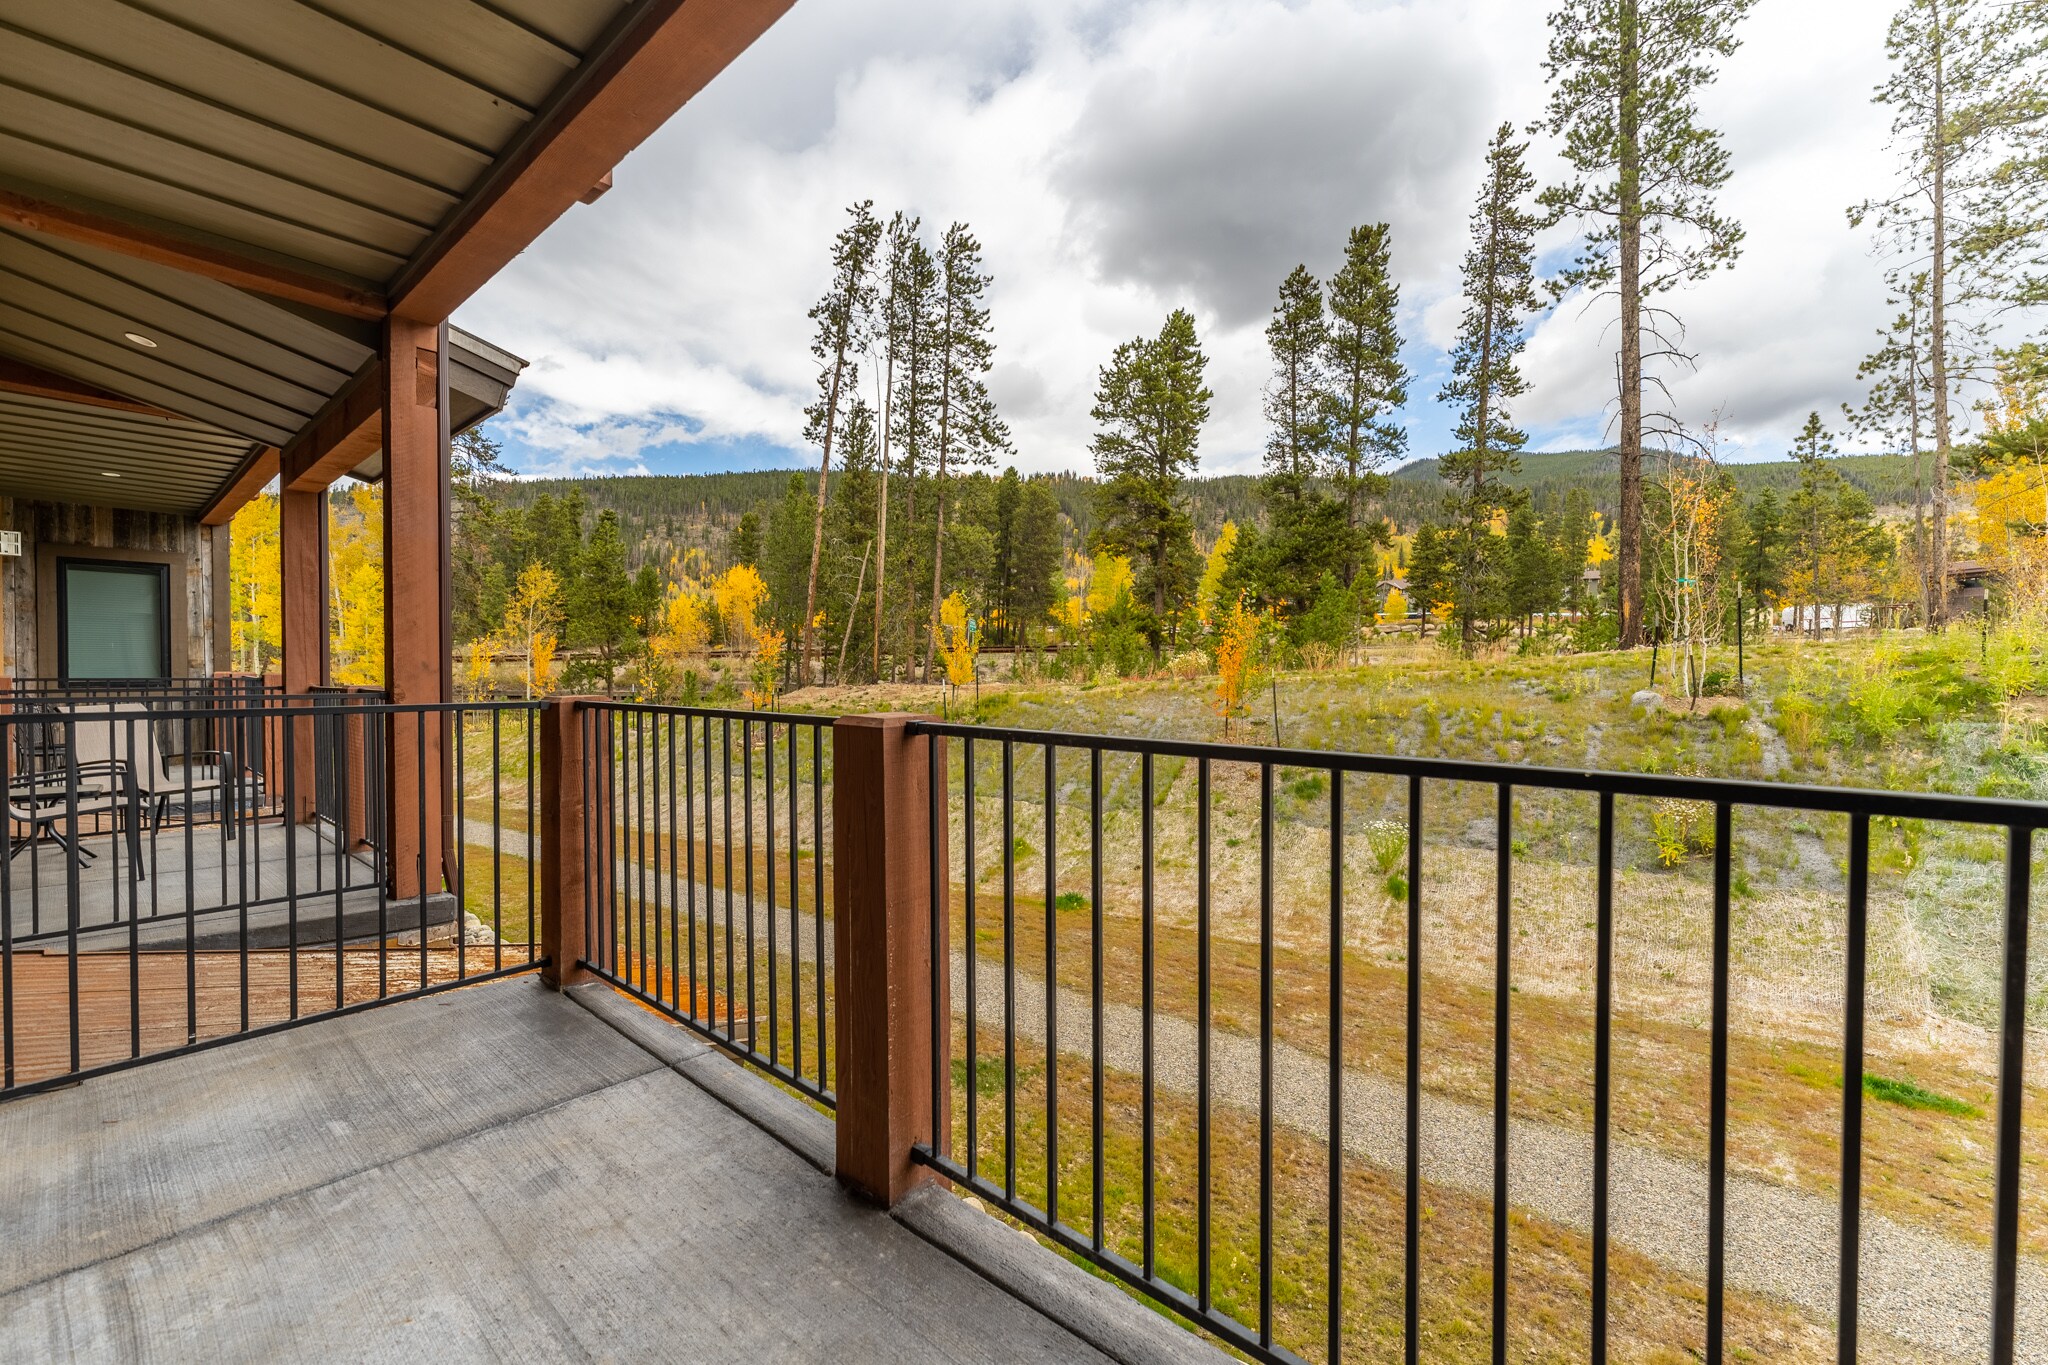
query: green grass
[{"left": 1864, "top": 1073, "right": 1981, "bottom": 1117}]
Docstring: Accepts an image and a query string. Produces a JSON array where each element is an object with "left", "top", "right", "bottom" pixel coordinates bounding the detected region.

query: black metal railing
[
  {"left": 0, "top": 697, "right": 541, "bottom": 1102},
  {"left": 309, "top": 686, "right": 388, "bottom": 848},
  {"left": 8, "top": 675, "right": 283, "bottom": 780},
  {"left": 578, "top": 701, "right": 834, "bottom": 1106},
  {"left": 905, "top": 719, "right": 2047, "bottom": 1365}
]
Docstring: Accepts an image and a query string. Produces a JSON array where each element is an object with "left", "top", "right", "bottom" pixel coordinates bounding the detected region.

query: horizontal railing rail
[
  {"left": 0, "top": 697, "right": 543, "bottom": 1102},
  {"left": 577, "top": 701, "right": 835, "bottom": 1107},
  {"left": 903, "top": 717, "right": 2045, "bottom": 1365}
]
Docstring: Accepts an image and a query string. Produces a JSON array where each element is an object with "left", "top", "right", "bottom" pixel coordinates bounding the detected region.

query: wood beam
[
  {"left": 382, "top": 315, "right": 444, "bottom": 899},
  {"left": 0, "top": 186, "right": 388, "bottom": 322},
  {"left": 389, "top": 0, "right": 794, "bottom": 322},
  {"left": 199, "top": 444, "right": 278, "bottom": 527},
  {"left": 0, "top": 355, "right": 182, "bottom": 418},
  {"left": 281, "top": 358, "right": 382, "bottom": 492}
]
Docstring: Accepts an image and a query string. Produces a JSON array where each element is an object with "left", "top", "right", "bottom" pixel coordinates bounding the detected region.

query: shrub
[{"left": 1363, "top": 820, "right": 1407, "bottom": 878}]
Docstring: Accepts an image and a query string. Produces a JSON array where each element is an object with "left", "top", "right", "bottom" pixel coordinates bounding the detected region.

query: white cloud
[{"left": 459, "top": 0, "right": 1921, "bottom": 478}]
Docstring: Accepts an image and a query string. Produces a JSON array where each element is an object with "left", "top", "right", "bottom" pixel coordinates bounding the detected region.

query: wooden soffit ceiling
[{"left": 0, "top": 0, "right": 796, "bottom": 516}]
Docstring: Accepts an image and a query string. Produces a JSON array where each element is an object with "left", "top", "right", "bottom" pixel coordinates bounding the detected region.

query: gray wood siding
[{"left": 0, "top": 498, "right": 220, "bottom": 679}]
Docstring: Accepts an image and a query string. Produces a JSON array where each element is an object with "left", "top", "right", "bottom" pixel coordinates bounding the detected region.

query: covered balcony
[{"left": 1, "top": 5, "right": 2045, "bottom": 1365}]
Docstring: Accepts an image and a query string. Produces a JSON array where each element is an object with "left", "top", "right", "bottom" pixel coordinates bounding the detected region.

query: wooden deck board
[{"left": 0, "top": 948, "right": 531, "bottom": 1089}]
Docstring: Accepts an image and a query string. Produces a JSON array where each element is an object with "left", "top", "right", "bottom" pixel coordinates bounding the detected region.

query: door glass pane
[{"left": 64, "top": 564, "right": 165, "bottom": 679}]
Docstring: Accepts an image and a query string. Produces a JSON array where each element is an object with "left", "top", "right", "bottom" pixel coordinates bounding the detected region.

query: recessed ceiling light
[
  {"left": 122, "top": 332, "right": 157, "bottom": 348},
  {"left": 101, "top": 470, "right": 121, "bottom": 479}
]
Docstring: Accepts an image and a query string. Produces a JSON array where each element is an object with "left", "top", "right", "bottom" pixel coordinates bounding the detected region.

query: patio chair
[
  {"left": 5, "top": 705, "right": 143, "bottom": 875},
  {"left": 80, "top": 703, "right": 255, "bottom": 833}
]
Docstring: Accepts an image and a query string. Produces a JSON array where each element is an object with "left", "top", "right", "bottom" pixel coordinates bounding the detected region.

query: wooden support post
[
  {"left": 279, "top": 486, "right": 326, "bottom": 822},
  {"left": 382, "top": 316, "right": 446, "bottom": 899},
  {"left": 539, "top": 696, "right": 602, "bottom": 990},
  {"left": 833, "top": 713, "right": 949, "bottom": 1207}
]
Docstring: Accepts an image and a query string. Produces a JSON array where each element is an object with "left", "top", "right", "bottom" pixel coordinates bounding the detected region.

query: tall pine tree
[
  {"left": 1539, "top": 0, "right": 1755, "bottom": 648},
  {"left": 1251, "top": 265, "right": 1345, "bottom": 613},
  {"left": 1322, "top": 224, "right": 1409, "bottom": 586},
  {"left": 1091, "top": 308, "right": 1212, "bottom": 629},
  {"left": 799, "top": 201, "right": 881, "bottom": 685},
  {"left": 924, "top": 223, "right": 1009, "bottom": 680},
  {"left": 872, "top": 212, "right": 922, "bottom": 678},
  {"left": 1854, "top": 0, "right": 2043, "bottom": 627},
  {"left": 1441, "top": 124, "right": 1543, "bottom": 651}
]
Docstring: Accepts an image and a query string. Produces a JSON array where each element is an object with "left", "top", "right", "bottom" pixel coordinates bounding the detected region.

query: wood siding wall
[{"left": 0, "top": 498, "right": 223, "bottom": 679}]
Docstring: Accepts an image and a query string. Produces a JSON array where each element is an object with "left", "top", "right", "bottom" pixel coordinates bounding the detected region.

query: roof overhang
[{"left": 0, "top": 0, "right": 795, "bottom": 519}]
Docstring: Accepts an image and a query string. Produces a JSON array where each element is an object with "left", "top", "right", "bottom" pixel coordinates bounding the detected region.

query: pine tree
[
  {"left": 729, "top": 510, "right": 762, "bottom": 570},
  {"left": 1254, "top": 265, "right": 1346, "bottom": 614},
  {"left": 1406, "top": 522, "right": 1453, "bottom": 636},
  {"left": 571, "top": 509, "right": 641, "bottom": 691},
  {"left": 1092, "top": 308, "right": 1212, "bottom": 630},
  {"left": 799, "top": 200, "right": 882, "bottom": 685},
  {"left": 1504, "top": 505, "right": 1560, "bottom": 637},
  {"left": 1854, "top": 0, "right": 2044, "bottom": 628},
  {"left": 1539, "top": 0, "right": 1756, "bottom": 648},
  {"left": 1441, "top": 124, "right": 1542, "bottom": 651},
  {"left": 1737, "top": 486, "right": 1786, "bottom": 624},
  {"left": 872, "top": 212, "right": 922, "bottom": 680},
  {"left": 1845, "top": 271, "right": 1934, "bottom": 622},
  {"left": 1322, "top": 224, "right": 1409, "bottom": 585},
  {"left": 987, "top": 467, "right": 1024, "bottom": 643},
  {"left": 888, "top": 230, "right": 941, "bottom": 678},
  {"left": 1006, "top": 478, "right": 1066, "bottom": 644},
  {"left": 828, "top": 400, "right": 881, "bottom": 679},
  {"left": 1264, "top": 264, "right": 1329, "bottom": 495},
  {"left": 925, "top": 223, "right": 1009, "bottom": 680},
  {"left": 1558, "top": 486, "right": 1596, "bottom": 608},
  {"left": 1787, "top": 411, "right": 1841, "bottom": 636}
]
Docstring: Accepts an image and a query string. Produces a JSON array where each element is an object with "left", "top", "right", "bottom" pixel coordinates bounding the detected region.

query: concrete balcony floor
[
  {"left": 0, "top": 976, "right": 1213, "bottom": 1364},
  {"left": 3, "top": 818, "right": 433, "bottom": 953}
]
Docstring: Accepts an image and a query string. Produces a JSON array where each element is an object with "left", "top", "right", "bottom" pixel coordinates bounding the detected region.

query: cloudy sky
[{"left": 458, "top": 0, "right": 1907, "bottom": 480}]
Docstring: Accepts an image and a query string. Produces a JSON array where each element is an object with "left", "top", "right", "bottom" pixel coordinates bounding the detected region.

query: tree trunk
[
  {"left": 1927, "top": 7, "right": 1952, "bottom": 632},
  {"left": 1616, "top": 0, "right": 1646, "bottom": 650},
  {"left": 800, "top": 354, "right": 846, "bottom": 688},
  {"left": 925, "top": 297, "right": 956, "bottom": 683},
  {"left": 874, "top": 353, "right": 893, "bottom": 681},
  {"left": 838, "top": 538, "right": 871, "bottom": 682}
]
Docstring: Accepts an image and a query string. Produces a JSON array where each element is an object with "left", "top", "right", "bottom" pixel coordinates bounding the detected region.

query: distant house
[
  {"left": 1947, "top": 561, "right": 1997, "bottom": 618},
  {"left": 1779, "top": 604, "right": 1878, "bottom": 632}
]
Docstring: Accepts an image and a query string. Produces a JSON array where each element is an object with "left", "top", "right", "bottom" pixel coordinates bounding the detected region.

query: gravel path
[{"left": 465, "top": 817, "right": 2044, "bottom": 1361}]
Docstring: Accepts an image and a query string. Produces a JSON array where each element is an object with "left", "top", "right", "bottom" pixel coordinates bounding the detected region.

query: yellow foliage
[
  {"left": 652, "top": 586, "right": 712, "bottom": 664},
  {"left": 713, "top": 564, "right": 770, "bottom": 650},
  {"left": 501, "top": 562, "right": 564, "bottom": 698},
  {"left": 1376, "top": 530, "right": 1410, "bottom": 579},
  {"left": 1377, "top": 586, "right": 1409, "bottom": 625},
  {"left": 1973, "top": 464, "right": 2048, "bottom": 560},
  {"left": 530, "top": 633, "right": 559, "bottom": 693},
  {"left": 1212, "top": 596, "right": 1259, "bottom": 729},
  {"left": 1196, "top": 524, "right": 1238, "bottom": 626},
  {"left": 460, "top": 645, "right": 493, "bottom": 700},
  {"left": 1085, "top": 553, "right": 1134, "bottom": 617},
  {"left": 228, "top": 494, "right": 281, "bottom": 673},
  {"left": 1585, "top": 514, "right": 1614, "bottom": 567},
  {"left": 746, "top": 626, "right": 784, "bottom": 709},
  {"left": 937, "top": 591, "right": 981, "bottom": 689},
  {"left": 329, "top": 485, "right": 384, "bottom": 686}
]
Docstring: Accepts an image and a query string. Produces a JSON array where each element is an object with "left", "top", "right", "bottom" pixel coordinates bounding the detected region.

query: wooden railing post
[
  {"left": 833, "top": 713, "right": 949, "bottom": 1206},
  {"left": 539, "top": 695, "right": 602, "bottom": 990}
]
